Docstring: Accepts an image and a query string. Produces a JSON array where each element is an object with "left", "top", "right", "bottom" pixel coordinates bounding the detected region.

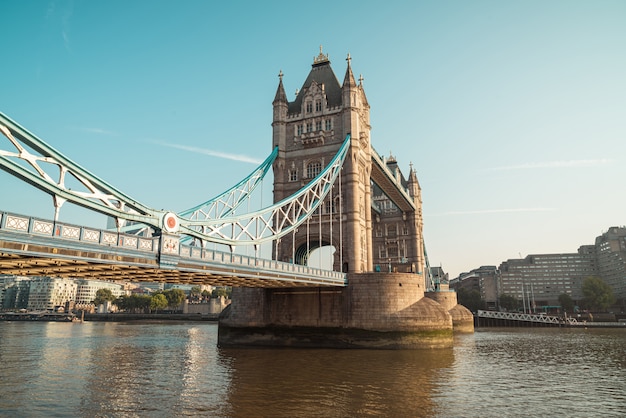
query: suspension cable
[
  {"left": 318, "top": 200, "right": 322, "bottom": 268},
  {"left": 339, "top": 167, "right": 343, "bottom": 271}
]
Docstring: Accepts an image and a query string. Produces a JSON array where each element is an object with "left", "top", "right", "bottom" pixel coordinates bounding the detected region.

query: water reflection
[
  {"left": 219, "top": 346, "right": 455, "bottom": 417},
  {"left": 1, "top": 323, "right": 624, "bottom": 417}
]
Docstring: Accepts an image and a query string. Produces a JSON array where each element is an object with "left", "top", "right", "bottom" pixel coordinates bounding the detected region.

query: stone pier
[{"left": 218, "top": 272, "right": 473, "bottom": 349}]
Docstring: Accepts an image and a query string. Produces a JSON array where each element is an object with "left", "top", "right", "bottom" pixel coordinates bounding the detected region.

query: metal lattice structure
[
  {"left": 0, "top": 112, "right": 349, "bottom": 250},
  {"left": 476, "top": 310, "right": 579, "bottom": 325},
  {"left": 179, "top": 146, "right": 277, "bottom": 221},
  {"left": 0, "top": 112, "right": 162, "bottom": 227}
]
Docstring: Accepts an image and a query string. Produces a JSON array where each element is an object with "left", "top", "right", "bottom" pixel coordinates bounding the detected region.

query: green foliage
[
  {"left": 456, "top": 288, "right": 485, "bottom": 313},
  {"left": 558, "top": 293, "right": 575, "bottom": 313},
  {"left": 93, "top": 288, "right": 116, "bottom": 306},
  {"left": 211, "top": 287, "right": 232, "bottom": 299},
  {"left": 150, "top": 293, "right": 168, "bottom": 312},
  {"left": 162, "top": 289, "right": 186, "bottom": 308},
  {"left": 499, "top": 294, "right": 519, "bottom": 311},
  {"left": 582, "top": 276, "right": 615, "bottom": 312},
  {"left": 114, "top": 294, "right": 151, "bottom": 313}
]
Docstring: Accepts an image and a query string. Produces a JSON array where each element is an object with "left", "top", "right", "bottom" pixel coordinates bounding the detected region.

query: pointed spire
[
  {"left": 273, "top": 69, "right": 287, "bottom": 104},
  {"left": 407, "top": 161, "right": 421, "bottom": 194},
  {"left": 343, "top": 53, "right": 357, "bottom": 88},
  {"left": 408, "top": 162, "right": 418, "bottom": 182}
]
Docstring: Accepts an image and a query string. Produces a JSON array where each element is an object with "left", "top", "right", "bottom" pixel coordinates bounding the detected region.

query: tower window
[
  {"left": 325, "top": 119, "right": 332, "bottom": 130},
  {"left": 306, "top": 102, "right": 313, "bottom": 113},
  {"left": 325, "top": 199, "right": 336, "bottom": 214},
  {"left": 289, "top": 169, "right": 298, "bottom": 182},
  {"left": 307, "top": 161, "right": 322, "bottom": 178},
  {"left": 316, "top": 121, "right": 322, "bottom": 131},
  {"left": 306, "top": 123, "right": 312, "bottom": 133},
  {"left": 315, "top": 100, "right": 322, "bottom": 112},
  {"left": 297, "top": 125, "right": 303, "bottom": 135}
]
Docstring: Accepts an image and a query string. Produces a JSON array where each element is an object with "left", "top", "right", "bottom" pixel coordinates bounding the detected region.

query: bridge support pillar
[
  {"left": 218, "top": 272, "right": 473, "bottom": 349},
  {"left": 158, "top": 233, "right": 180, "bottom": 269}
]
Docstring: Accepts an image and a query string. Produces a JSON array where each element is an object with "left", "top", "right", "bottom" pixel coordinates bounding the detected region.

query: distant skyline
[{"left": 1, "top": 1, "right": 625, "bottom": 279}]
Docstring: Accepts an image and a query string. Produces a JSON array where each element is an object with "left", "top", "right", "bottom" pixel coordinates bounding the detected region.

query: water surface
[{"left": 0, "top": 322, "right": 624, "bottom": 417}]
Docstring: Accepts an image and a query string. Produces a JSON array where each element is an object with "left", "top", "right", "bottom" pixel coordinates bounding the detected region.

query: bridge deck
[{"left": 0, "top": 212, "right": 347, "bottom": 287}]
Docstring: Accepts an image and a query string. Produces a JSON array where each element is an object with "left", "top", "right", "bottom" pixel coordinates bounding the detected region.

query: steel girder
[
  {"left": 178, "top": 135, "right": 350, "bottom": 246},
  {"left": 0, "top": 112, "right": 162, "bottom": 226},
  {"left": 180, "top": 146, "right": 277, "bottom": 220},
  {"left": 0, "top": 112, "right": 349, "bottom": 248}
]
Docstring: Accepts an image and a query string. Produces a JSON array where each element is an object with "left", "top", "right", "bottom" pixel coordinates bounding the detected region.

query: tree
[
  {"left": 115, "top": 294, "right": 151, "bottom": 313},
  {"left": 93, "top": 288, "right": 115, "bottom": 306},
  {"left": 150, "top": 293, "right": 168, "bottom": 312},
  {"left": 582, "top": 276, "right": 615, "bottom": 312},
  {"left": 162, "top": 289, "right": 186, "bottom": 308},
  {"left": 499, "top": 294, "right": 518, "bottom": 311},
  {"left": 456, "top": 288, "right": 485, "bottom": 313},
  {"left": 212, "top": 287, "right": 232, "bottom": 299},
  {"left": 558, "top": 293, "right": 575, "bottom": 313},
  {"left": 189, "top": 286, "right": 202, "bottom": 302}
]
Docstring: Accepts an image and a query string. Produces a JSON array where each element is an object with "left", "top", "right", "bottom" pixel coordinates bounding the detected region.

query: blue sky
[{"left": 1, "top": 0, "right": 625, "bottom": 279}]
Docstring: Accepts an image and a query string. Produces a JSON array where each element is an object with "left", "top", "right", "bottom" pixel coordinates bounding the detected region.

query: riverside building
[
  {"left": 453, "top": 226, "right": 626, "bottom": 310},
  {"left": 27, "top": 277, "right": 78, "bottom": 311},
  {"left": 0, "top": 275, "right": 31, "bottom": 309},
  {"left": 74, "top": 279, "right": 125, "bottom": 311}
]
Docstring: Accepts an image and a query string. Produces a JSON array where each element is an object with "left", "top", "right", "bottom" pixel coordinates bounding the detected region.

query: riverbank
[{"left": 84, "top": 312, "right": 220, "bottom": 322}]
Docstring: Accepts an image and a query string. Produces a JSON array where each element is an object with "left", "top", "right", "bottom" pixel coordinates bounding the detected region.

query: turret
[{"left": 272, "top": 70, "right": 288, "bottom": 150}]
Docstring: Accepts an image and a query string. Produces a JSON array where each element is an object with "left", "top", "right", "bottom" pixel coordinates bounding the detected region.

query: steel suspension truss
[
  {"left": 0, "top": 112, "right": 349, "bottom": 251},
  {"left": 118, "top": 144, "right": 277, "bottom": 237},
  {"left": 180, "top": 146, "right": 276, "bottom": 220},
  {"left": 0, "top": 112, "right": 162, "bottom": 227},
  {"left": 178, "top": 135, "right": 350, "bottom": 248}
]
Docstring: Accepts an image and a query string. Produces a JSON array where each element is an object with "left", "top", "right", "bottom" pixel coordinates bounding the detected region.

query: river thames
[{"left": 0, "top": 321, "right": 624, "bottom": 417}]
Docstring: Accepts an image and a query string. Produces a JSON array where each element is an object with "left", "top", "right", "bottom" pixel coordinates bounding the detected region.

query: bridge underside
[{"left": 0, "top": 241, "right": 338, "bottom": 288}]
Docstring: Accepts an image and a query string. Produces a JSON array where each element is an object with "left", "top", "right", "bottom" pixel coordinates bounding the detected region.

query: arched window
[{"left": 307, "top": 161, "right": 322, "bottom": 179}]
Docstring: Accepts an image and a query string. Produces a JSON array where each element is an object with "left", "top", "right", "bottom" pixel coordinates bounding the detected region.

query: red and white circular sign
[{"left": 163, "top": 212, "right": 180, "bottom": 233}]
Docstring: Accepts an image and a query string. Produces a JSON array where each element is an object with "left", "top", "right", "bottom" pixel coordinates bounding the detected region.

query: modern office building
[
  {"left": 450, "top": 266, "right": 500, "bottom": 309},
  {"left": 499, "top": 250, "right": 595, "bottom": 308},
  {"left": 453, "top": 226, "right": 626, "bottom": 310},
  {"left": 595, "top": 226, "right": 626, "bottom": 300},
  {"left": 1, "top": 275, "right": 31, "bottom": 309},
  {"left": 74, "top": 279, "right": 125, "bottom": 308},
  {"left": 27, "top": 276, "right": 78, "bottom": 311}
]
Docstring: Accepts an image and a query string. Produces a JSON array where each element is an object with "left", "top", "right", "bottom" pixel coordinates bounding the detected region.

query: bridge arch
[{"left": 294, "top": 239, "right": 336, "bottom": 269}]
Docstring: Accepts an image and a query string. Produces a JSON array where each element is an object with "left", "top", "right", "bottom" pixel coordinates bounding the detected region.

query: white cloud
[
  {"left": 429, "top": 207, "right": 557, "bottom": 216},
  {"left": 489, "top": 159, "right": 613, "bottom": 171},
  {"left": 156, "top": 141, "right": 262, "bottom": 164},
  {"left": 73, "top": 127, "right": 117, "bottom": 135}
]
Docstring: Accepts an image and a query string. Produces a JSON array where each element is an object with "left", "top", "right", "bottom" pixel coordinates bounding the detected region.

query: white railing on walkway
[{"left": 476, "top": 310, "right": 578, "bottom": 325}]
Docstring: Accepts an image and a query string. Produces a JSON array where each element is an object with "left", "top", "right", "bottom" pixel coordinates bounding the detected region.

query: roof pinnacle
[{"left": 313, "top": 45, "right": 329, "bottom": 65}]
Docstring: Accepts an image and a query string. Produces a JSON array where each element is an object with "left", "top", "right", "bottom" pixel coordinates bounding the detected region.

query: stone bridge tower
[{"left": 272, "top": 48, "right": 373, "bottom": 273}]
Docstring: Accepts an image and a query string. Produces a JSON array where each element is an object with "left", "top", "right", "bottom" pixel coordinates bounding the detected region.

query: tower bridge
[{"left": 1, "top": 49, "right": 473, "bottom": 348}]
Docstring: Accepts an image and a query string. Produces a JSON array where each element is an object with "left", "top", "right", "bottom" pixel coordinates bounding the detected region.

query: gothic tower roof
[
  {"left": 287, "top": 47, "right": 342, "bottom": 115},
  {"left": 273, "top": 70, "right": 288, "bottom": 104},
  {"left": 342, "top": 53, "right": 357, "bottom": 89}
]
